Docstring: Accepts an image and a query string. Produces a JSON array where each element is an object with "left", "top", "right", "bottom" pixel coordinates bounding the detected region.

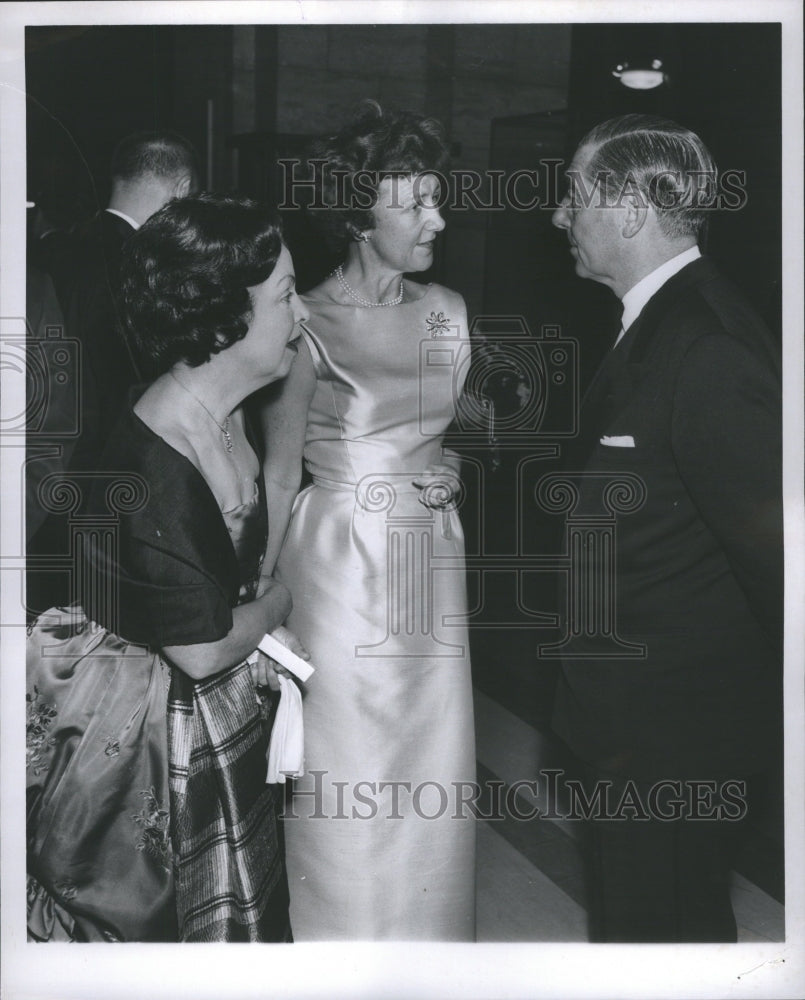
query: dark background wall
[
  {"left": 26, "top": 22, "right": 780, "bottom": 341},
  {"left": 26, "top": 23, "right": 572, "bottom": 321}
]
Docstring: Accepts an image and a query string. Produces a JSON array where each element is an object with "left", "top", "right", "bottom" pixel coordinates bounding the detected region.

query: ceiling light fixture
[{"left": 612, "top": 59, "right": 667, "bottom": 90}]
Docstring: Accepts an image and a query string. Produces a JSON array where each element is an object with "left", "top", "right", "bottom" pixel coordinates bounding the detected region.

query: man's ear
[
  {"left": 621, "top": 191, "right": 648, "bottom": 239},
  {"left": 173, "top": 172, "right": 193, "bottom": 199}
]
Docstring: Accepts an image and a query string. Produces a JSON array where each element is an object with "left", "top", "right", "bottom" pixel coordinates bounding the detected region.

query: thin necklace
[
  {"left": 334, "top": 264, "right": 404, "bottom": 307},
  {"left": 169, "top": 371, "right": 234, "bottom": 453}
]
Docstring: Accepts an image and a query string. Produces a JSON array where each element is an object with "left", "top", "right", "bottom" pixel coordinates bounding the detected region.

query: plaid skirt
[
  {"left": 168, "top": 663, "right": 291, "bottom": 941},
  {"left": 26, "top": 607, "right": 291, "bottom": 942}
]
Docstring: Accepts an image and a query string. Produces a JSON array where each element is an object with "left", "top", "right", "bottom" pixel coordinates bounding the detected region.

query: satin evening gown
[{"left": 277, "top": 285, "right": 476, "bottom": 940}]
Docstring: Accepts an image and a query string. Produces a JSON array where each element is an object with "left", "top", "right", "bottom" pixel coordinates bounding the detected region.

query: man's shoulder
[
  {"left": 665, "top": 258, "right": 765, "bottom": 325},
  {"left": 687, "top": 262, "right": 773, "bottom": 343},
  {"left": 649, "top": 257, "right": 777, "bottom": 363},
  {"left": 68, "top": 212, "right": 135, "bottom": 293},
  {"left": 73, "top": 211, "right": 134, "bottom": 257}
]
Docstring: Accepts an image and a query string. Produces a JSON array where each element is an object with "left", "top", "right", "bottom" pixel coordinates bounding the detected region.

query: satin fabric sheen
[
  {"left": 277, "top": 287, "right": 476, "bottom": 940},
  {"left": 26, "top": 485, "right": 286, "bottom": 941},
  {"left": 27, "top": 615, "right": 175, "bottom": 942}
]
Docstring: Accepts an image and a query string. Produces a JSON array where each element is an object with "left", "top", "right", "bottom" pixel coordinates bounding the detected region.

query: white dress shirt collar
[
  {"left": 615, "top": 245, "right": 701, "bottom": 346},
  {"left": 105, "top": 208, "right": 140, "bottom": 230}
]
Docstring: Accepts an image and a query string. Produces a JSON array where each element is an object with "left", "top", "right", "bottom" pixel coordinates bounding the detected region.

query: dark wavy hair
[
  {"left": 307, "top": 101, "right": 451, "bottom": 255},
  {"left": 121, "top": 193, "right": 283, "bottom": 372}
]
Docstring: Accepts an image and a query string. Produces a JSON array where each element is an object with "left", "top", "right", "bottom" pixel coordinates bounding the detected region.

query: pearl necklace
[
  {"left": 169, "top": 371, "right": 234, "bottom": 453},
  {"left": 334, "top": 265, "right": 404, "bottom": 308}
]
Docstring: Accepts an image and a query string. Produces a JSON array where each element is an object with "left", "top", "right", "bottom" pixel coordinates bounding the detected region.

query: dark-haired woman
[
  {"left": 259, "top": 105, "right": 476, "bottom": 940},
  {"left": 26, "top": 194, "right": 308, "bottom": 942}
]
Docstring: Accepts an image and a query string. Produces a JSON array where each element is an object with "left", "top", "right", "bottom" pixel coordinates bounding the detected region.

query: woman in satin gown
[
  {"left": 259, "top": 105, "right": 476, "bottom": 940},
  {"left": 26, "top": 194, "right": 309, "bottom": 941}
]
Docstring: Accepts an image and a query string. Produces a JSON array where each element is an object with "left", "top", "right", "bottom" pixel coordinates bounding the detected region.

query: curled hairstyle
[
  {"left": 580, "top": 114, "right": 718, "bottom": 239},
  {"left": 121, "top": 193, "right": 283, "bottom": 372},
  {"left": 111, "top": 130, "right": 199, "bottom": 184},
  {"left": 307, "top": 101, "right": 451, "bottom": 255}
]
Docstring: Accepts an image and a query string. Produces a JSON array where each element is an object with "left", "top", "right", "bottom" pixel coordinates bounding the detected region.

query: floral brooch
[{"left": 425, "top": 311, "right": 451, "bottom": 337}]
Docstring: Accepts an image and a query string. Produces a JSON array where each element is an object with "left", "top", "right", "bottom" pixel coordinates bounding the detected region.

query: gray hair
[{"left": 580, "top": 114, "right": 718, "bottom": 239}]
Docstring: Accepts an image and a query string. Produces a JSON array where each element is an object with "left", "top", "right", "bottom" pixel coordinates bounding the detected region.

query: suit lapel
[
  {"left": 570, "top": 258, "right": 715, "bottom": 468},
  {"left": 566, "top": 343, "right": 622, "bottom": 468}
]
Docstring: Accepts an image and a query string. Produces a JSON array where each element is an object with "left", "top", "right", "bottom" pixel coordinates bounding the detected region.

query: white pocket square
[{"left": 600, "top": 435, "right": 636, "bottom": 448}]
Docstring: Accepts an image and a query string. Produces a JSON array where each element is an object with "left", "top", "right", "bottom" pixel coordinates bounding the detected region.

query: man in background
[
  {"left": 27, "top": 130, "right": 199, "bottom": 614},
  {"left": 66, "top": 130, "right": 199, "bottom": 453}
]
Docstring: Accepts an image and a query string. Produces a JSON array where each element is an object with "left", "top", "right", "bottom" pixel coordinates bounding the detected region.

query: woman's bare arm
[
  {"left": 162, "top": 576, "right": 292, "bottom": 680},
  {"left": 257, "top": 336, "right": 318, "bottom": 577}
]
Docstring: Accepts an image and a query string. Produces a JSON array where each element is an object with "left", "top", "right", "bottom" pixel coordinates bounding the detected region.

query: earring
[{"left": 359, "top": 232, "right": 370, "bottom": 242}]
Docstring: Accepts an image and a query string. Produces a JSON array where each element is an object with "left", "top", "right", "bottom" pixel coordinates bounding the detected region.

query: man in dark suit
[
  {"left": 27, "top": 131, "right": 199, "bottom": 614},
  {"left": 549, "top": 114, "right": 782, "bottom": 942},
  {"left": 66, "top": 130, "right": 199, "bottom": 464}
]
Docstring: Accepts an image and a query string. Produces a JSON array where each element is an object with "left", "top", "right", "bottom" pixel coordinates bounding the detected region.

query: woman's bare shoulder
[
  {"left": 415, "top": 283, "right": 468, "bottom": 323},
  {"left": 301, "top": 273, "right": 339, "bottom": 306},
  {"left": 407, "top": 280, "right": 465, "bottom": 308}
]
